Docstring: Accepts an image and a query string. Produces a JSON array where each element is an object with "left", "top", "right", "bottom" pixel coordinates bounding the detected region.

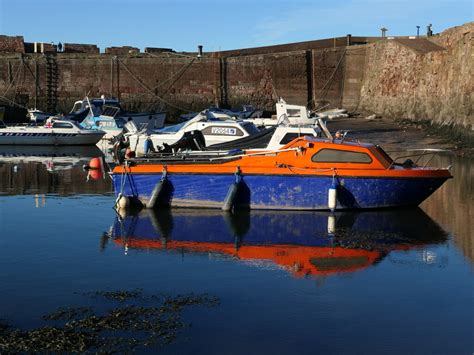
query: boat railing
[
  {"left": 133, "top": 148, "right": 244, "bottom": 164},
  {"left": 387, "top": 149, "right": 453, "bottom": 169},
  {"left": 131, "top": 146, "right": 304, "bottom": 164}
]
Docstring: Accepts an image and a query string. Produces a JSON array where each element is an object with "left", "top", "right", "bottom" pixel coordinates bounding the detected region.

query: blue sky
[{"left": 0, "top": 0, "right": 472, "bottom": 52}]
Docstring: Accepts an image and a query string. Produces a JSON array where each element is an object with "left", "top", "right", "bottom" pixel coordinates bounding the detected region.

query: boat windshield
[
  {"left": 71, "top": 102, "right": 84, "bottom": 113},
  {"left": 373, "top": 145, "right": 394, "bottom": 166},
  {"left": 100, "top": 106, "right": 121, "bottom": 118}
]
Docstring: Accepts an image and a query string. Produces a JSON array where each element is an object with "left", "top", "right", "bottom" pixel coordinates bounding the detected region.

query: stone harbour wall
[
  {"left": 0, "top": 23, "right": 472, "bottom": 132},
  {"left": 359, "top": 22, "right": 473, "bottom": 131}
]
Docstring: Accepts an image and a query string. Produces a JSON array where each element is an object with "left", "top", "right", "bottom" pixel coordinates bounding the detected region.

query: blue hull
[{"left": 113, "top": 172, "right": 448, "bottom": 210}]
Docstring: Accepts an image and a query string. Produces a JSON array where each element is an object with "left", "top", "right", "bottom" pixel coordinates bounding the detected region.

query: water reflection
[
  {"left": 0, "top": 145, "right": 112, "bottom": 196},
  {"left": 107, "top": 209, "right": 448, "bottom": 278},
  {"left": 421, "top": 155, "right": 473, "bottom": 262}
]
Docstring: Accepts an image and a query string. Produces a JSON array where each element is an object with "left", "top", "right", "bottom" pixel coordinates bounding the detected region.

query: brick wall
[
  {"left": 145, "top": 47, "right": 174, "bottom": 54},
  {"left": 225, "top": 51, "right": 308, "bottom": 110},
  {"left": 105, "top": 46, "right": 140, "bottom": 55},
  {"left": 0, "top": 24, "right": 471, "bottom": 131},
  {"left": 0, "top": 35, "right": 25, "bottom": 53},
  {"left": 63, "top": 43, "right": 99, "bottom": 54}
]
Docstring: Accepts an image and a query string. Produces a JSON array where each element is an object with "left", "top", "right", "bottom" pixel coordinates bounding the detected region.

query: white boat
[
  {"left": 208, "top": 124, "right": 326, "bottom": 152},
  {"left": 126, "top": 112, "right": 262, "bottom": 156},
  {"left": 27, "top": 108, "right": 55, "bottom": 123},
  {"left": 202, "top": 98, "right": 326, "bottom": 128},
  {"left": 126, "top": 116, "right": 331, "bottom": 158},
  {"left": 0, "top": 120, "right": 105, "bottom": 145},
  {"left": 72, "top": 96, "right": 166, "bottom": 131},
  {"left": 80, "top": 106, "right": 128, "bottom": 140},
  {"left": 316, "top": 108, "right": 349, "bottom": 120}
]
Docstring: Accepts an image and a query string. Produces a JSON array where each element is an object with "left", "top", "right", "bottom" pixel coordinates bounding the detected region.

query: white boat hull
[{"left": 0, "top": 127, "right": 105, "bottom": 145}]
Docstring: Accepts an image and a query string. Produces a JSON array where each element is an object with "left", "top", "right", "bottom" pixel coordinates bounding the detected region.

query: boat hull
[
  {"left": 112, "top": 172, "right": 449, "bottom": 210},
  {"left": 0, "top": 131, "right": 105, "bottom": 145}
]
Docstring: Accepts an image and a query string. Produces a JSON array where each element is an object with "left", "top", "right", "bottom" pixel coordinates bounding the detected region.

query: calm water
[{"left": 0, "top": 147, "right": 472, "bottom": 354}]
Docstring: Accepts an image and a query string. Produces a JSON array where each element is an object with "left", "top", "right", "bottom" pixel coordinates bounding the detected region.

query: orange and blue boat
[{"left": 112, "top": 136, "right": 452, "bottom": 210}]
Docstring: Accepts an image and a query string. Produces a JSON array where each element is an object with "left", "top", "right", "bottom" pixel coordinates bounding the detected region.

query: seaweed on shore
[{"left": 0, "top": 289, "right": 220, "bottom": 353}]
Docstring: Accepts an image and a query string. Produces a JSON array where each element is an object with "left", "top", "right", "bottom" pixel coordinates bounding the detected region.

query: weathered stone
[{"left": 359, "top": 22, "right": 473, "bottom": 131}]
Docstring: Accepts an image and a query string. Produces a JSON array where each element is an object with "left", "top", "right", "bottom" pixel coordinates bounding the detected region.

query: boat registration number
[{"left": 211, "top": 127, "right": 237, "bottom": 135}]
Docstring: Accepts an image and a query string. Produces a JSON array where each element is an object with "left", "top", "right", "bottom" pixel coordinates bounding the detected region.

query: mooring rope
[
  {"left": 315, "top": 49, "right": 347, "bottom": 109},
  {"left": 0, "top": 60, "right": 22, "bottom": 98},
  {"left": 0, "top": 60, "right": 26, "bottom": 108},
  {"left": 0, "top": 94, "right": 29, "bottom": 110},
  {"left": 129, "top": 54, "right": 197, "bottom": 112}
]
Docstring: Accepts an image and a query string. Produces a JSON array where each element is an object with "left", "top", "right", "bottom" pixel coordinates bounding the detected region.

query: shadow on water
[{"left": 107, "top": 208, "right": 449, "bottom": 278}]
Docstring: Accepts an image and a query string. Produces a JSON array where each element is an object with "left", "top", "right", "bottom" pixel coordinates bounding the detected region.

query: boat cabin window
[
  {"left": 52, "top": 122, "right": 74, "bottom": 129},
  {"left": 287, "top": 108, "right": 303, "bottom": 117},
  {"left": 201, "top": 126, "right": 245, "bottom": 136},
  {"left": 96, "top": 120, "right": 117, "bottom": 128},
  {"left": 101, "top": 106, "right": 120, "bottom": 118},
  {"left": 311, "top": 148, "right": 372, "bottom": 163}
]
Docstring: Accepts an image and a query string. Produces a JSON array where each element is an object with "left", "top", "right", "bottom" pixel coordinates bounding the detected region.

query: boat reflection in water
[
  {"left": 109, "top": 208, "right": 448, "bottom": 278},
  {"left": 0, "top": 145, "right": 104, "bottom": 173},
  {"left": 0, "top": 145, "right": 111, "bottom": 196}
]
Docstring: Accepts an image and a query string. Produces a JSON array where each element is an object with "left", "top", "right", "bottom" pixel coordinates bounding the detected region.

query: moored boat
[
  {"left": 72, "top": 96, "right": 166, "bottom": 131},
  {"left": 0, "top": 119, "right": 105, "bottom": 145},
  {"left": 126, "top": 112, "right": 263, "bottom": 155},
  {"left": 181, "top": 98, "right": 345, "bottom": 128},
  {"left": 111, "top": 136, "right": 452, "bottom": 210}
]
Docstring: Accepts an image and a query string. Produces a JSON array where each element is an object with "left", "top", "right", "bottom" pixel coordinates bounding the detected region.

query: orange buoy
[
  {"left": 89, "top": 157, "right": 102, "bottom": 169},
  {"left": 88, "top": 169, "right": 103, "bottom": 180}
]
